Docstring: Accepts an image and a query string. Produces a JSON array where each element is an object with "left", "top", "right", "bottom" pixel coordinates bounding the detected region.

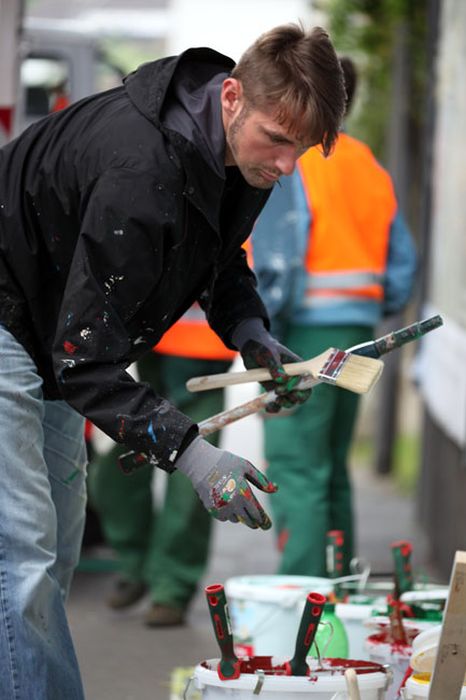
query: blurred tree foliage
[{"left": 319, "top": 0, "right": 429, "bottom": 164}]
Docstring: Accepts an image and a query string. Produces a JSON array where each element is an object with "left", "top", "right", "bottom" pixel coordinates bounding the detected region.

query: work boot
[
  {"left": 144, "top": 602, "right": 186, "bottom": 627},
  {"left": 107, "top": 578, "right": 147, "bottom": 610}
]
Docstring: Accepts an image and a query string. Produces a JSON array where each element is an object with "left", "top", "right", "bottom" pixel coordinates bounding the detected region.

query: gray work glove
[
  {"left": 175, "top": 436, "right": 277, "bottom": 530},
  {"left": 232, "top": 317, "right": 312, "bottom": 413}
]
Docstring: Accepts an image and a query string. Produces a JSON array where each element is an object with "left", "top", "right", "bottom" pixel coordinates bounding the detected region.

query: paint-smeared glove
[
  {"left": 175, "top": 436, "right": 277, "bottom": 529},
  {"left": 232, "top": 317, "right": 312, "bottom": 413}
]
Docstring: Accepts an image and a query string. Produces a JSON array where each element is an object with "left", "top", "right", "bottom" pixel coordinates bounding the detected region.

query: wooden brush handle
[
  {"left": 345, "top": 668, "right": 362, "bottom": 700},
  {"left": 118, "top": 384, "right": 294, "bottom": 474},
  {"left": 187, "top": 361, "right": 315, "bottom": 392},
  {"left": 186, "top": 351, "right": 333, "bottom": 393}
]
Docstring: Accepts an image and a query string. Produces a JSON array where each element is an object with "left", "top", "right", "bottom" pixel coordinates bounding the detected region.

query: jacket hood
[
  {"left": 124, "top": 48, "right": 235, "bottom": 129},
  {"left": 125, "top": 48, "right": 237, "bottom": 230}
]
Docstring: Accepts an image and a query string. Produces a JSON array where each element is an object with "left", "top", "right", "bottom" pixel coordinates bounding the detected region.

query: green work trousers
[
  {"left": 264, "top": 325, "right": 373, "bottom": 577},
  {"left": 88, "top": 353, "right": 231, "bottom": 609}
]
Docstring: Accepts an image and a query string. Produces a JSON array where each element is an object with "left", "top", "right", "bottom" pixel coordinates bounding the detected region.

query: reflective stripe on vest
[
  {"left": 154, "top": 303, "right": 236, "bottom": 361},
  {"left": 298, "top": 133, "right": 396, "bottom": 304}
]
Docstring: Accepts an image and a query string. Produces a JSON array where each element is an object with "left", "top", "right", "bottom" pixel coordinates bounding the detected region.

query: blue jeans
[{"left": 0, "top": 326, "right": 87, "bottom": 699}]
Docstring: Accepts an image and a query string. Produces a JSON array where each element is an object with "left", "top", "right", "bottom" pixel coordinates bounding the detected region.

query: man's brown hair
[{"left": 232, "top": 24, "right": 345, "bottom": 156}]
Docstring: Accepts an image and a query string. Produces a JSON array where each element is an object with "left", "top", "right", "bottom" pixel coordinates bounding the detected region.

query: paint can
[
  {"left": 365, "top": 629, "right": 418, "bottom": 700},
  {"left": 224, "top": 575, "right": 333, "bottom": 657},
  {"left": 401, "top": 673, "right": 466, "bottom": 699},
  {"left": 188, "top": 658, "right": 391, "bottom": 700}
]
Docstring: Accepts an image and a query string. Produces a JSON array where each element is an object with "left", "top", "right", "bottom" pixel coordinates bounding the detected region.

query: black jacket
[{"left": 0, "top": 48, "right": 270, "bottom": 471}]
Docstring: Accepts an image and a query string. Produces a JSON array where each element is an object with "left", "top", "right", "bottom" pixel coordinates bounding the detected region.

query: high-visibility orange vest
[
  {"left": 298, "top": 133, "right": 397, "bottom": 306},
  {"left": 154, "top": 302, "right": 236, "bottom": 361}
]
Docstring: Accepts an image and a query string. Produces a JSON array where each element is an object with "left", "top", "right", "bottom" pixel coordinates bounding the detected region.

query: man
[
  {"left": 0, "top": 23, "right": 345, "bottom": 698},
  {"left": 251, "top": 56, "right": 417, "bottom": 577}
]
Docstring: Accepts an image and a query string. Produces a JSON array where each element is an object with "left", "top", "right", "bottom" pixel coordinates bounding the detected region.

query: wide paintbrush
[
  {"left": 185, "top": 314, "right": 443, "bottom": 395},
  {"left": 186, "top": 347, "right": 383, "bottom": 395}
]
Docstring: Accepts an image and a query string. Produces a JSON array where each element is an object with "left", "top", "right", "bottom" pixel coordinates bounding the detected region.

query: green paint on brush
[{"left": 350, "top": 315, "right": 443, "bottom": 358}]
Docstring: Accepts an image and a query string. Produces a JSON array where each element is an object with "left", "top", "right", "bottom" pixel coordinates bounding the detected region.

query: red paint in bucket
[{"left": 201, "top": 656, "right": 388, "bottom": 677}]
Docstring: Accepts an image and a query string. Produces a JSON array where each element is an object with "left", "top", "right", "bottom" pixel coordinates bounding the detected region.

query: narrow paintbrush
[
  {"left": 345, "top": 668, "right": 362, "bottom": 700},
  {"left": 205, "top": 584, "right": 241, "bottom": 681},
  {"left": 388, "top": 540, "right": 413, "bottom": 645},
  {"left": 326, "top": 530, "right": 346, "bottom": 602},
  {"left": 284, "top": 592, "right": 326, "bottom": 676},
  {"left": 186, "top": 347, "right": 383, "bottom": 395},
  {"left": 185, "top": 314, "right": 443, "bottom": 395}
]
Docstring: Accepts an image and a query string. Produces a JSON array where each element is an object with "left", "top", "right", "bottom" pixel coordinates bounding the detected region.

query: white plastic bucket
[
  {"left": 225, "top": 575, "right": 333, "bottom": 657},
  {"left": 402, "top": 674, "right": 466, "bottom": 699},
  {"left": 335, "top": 597, "right": 386, "bottom": 659},
  {"left": 190, "top": 658, "right": 390, "bottom": 700},
  {"left": 365, "top": 632, "right": 416, "bottom": 700}
]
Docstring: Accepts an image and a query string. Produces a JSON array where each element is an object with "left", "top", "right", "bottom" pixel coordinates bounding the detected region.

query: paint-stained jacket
[{"left": 0, "top": 48, "right": 270, "bottom": 471}]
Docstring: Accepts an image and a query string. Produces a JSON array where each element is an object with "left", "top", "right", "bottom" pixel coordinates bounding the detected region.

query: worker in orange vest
[
  {"left": 251, "top": 57, "right": 417, "bottom": 577},
  {"left": 88, "top": 303, "right": 235, "bottom": 626}
]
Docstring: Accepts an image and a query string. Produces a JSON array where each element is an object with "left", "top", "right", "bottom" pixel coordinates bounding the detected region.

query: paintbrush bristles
[{"left": 319, "top": 351, "right": 384, "bottom": 394}]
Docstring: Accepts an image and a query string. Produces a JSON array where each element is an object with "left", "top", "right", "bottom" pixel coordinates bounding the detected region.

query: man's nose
[{"left": 275, "top": 148, "right": 297, "bottom": 176}]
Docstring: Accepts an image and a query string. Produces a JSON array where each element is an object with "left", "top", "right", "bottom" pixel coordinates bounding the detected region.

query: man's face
[{"left": 222, "top": 81, "right": 315, "bottom": 189}]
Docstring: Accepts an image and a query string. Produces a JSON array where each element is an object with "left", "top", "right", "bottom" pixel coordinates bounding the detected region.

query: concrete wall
[{"left": 417, "top": 0, "right": 466, "bottom": 575}]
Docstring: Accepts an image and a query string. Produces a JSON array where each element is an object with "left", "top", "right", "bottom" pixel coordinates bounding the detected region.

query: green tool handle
[
  {"left": 326, "top": 530, "right": 345, "bottom": 600},
  {"left": 350, "top": 314, "right": 443, "bottom": 358},
  {"left": 205, "top": 584, "right": 241, "bottom": 681},
  {"left": 285, "top": 592, "right": 326, "bottom": 676},
  {"left": 391, "top": 540, "right": 414, "bottom": 597}
]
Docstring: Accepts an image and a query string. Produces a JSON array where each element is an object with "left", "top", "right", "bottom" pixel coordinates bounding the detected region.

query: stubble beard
[{"left": 226, "top": 109, "right": 275, "bottom": 190}]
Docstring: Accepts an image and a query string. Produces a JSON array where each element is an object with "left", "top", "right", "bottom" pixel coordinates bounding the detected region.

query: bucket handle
[
  {"left": 349, "top": 557, "right": 371, "bottom": 592},
  {"left": 183, "top": 674, "right": 196, "bottom": 700},
  {"left": 253, "top": 669, "right": 265, "bottom": 695},
  {"left": 382, "top": 664, "right": 394, "bottom": 691},
  {"left": 312, "top": 619, "right": 336, "bottom": 663}
]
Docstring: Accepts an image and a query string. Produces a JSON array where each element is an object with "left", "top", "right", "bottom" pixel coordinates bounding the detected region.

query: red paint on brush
[
  {"left": 319, "top": 349, "right": 348, "bottom": 381},
  {"left": 367, "top": 627, "right": 419, "bottom": 656}
]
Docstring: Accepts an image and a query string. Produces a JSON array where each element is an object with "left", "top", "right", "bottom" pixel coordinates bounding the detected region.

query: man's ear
[{"left": 221, "top": 77, "right": 243, "bottom": 118}]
